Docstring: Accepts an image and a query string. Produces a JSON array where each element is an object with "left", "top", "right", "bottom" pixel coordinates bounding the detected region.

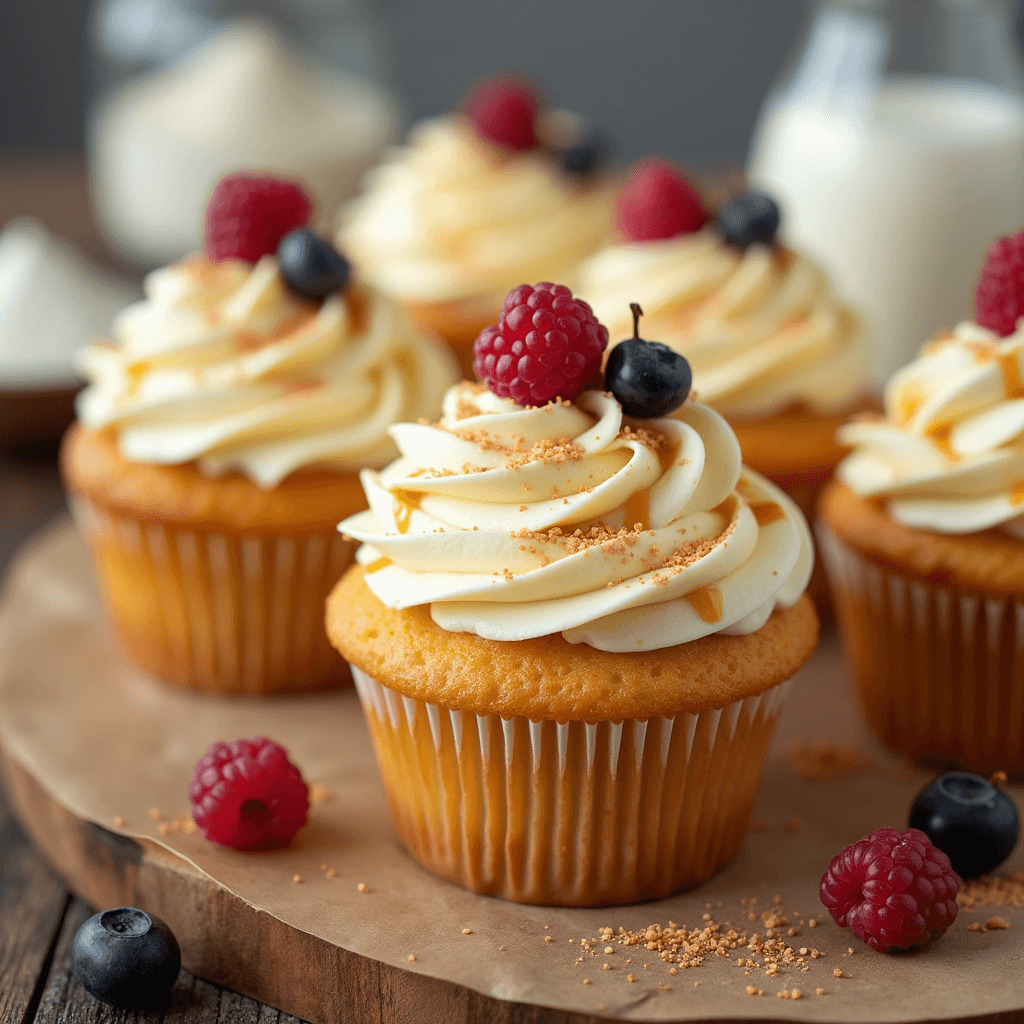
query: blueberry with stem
[{"left": 604, "top": 303, "right": 692, "bottom": 417}]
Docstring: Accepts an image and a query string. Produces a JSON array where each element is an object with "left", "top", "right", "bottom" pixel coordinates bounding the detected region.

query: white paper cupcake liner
[
  {"left": 818, "top": 521, "right": 1024, "bottom": 773},
  {"left": 72, "top": 496, "right": 354, "bottom": 695},
  {"left": 351, "top": 666, "right": 789, "bottom": 906}
]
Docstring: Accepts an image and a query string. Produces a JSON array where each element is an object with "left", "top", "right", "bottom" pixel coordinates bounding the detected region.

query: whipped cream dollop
[
  {"left": 340, "top": 382, "right": 813, "bottom": 651},
  {"left": 338, "top": 115, "right": 611, "bottom": 305},
  {"left": 76, "top": 257, "right": 457, "bottom": 487},
  {"left": 577, "top": 230, "right": 868, "bottom": 419},
  {"left": 838, "top": 322, "right": 1024, "bottom": 537}
]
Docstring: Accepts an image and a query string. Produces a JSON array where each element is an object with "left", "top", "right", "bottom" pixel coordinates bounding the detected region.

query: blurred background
[{"left": 3, "top": 0, "right": 1024, "bottom": 554}]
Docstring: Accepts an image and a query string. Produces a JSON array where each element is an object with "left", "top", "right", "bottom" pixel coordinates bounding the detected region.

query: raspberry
[
  {"left": 617, "top": 160, "right": 708, "bottom": 243},
  {"left": 204, "top": 174, "right": 312, "bottom": 264},
  {"left": 189, "top": 737, "right": 309, "bottom": 850},
  {"left": 976, "top": 231, "right": 1024, "bottom": 336},
  {"left": 463, "top": 78, "right": 539, "bottom": 151},
  {"left": 820, "top": 827, "right": 959, "bottom": 953},
  {"left": 473, "top": 283, "right": 609, "bottom": 406}
]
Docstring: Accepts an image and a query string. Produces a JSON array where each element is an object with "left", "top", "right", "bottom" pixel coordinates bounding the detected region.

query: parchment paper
[{"left": 1, "top": 522, "right": 1021, "bottom": 1023}]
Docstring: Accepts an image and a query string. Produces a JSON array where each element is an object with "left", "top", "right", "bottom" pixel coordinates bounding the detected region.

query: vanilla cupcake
[
  {"left": 326, "top": 284, "right": 818, "bottom": 905},
  {"left": 61, "top": 174, "right": 457, "bottom": 695},
  {"left": 577, "top": 167, "right": 872, "bottom": 607},
  {"left": 821, "top": 309, "right": 1024, "bottom": 774},
  {"left": 338, "top": 78, "right": 613, "bottom": 375}
]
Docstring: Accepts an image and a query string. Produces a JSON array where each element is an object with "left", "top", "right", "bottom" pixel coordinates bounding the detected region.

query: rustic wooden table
[{"left": 0, "top": 158, "right": 308, "bottom": 1023}]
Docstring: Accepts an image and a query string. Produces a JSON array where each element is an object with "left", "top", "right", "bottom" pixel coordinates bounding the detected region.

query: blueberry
[
  {"left": 604, "top": 303, "right": 692, "bottom": 418},
  {"left": 277, "top": 229, "right": 351, "bottom": 300},
  {"left": 559, "top": 132, "right": 610, "bottom": 178},
  {"left": 717, "top": 190, "right": 781, "bottom": 249},
  {"left": 72, "top": 907, "right": 181, "bottom": 1008},
  {"left": 909, "top": 772, "right": 1020, "bottom": 878}
]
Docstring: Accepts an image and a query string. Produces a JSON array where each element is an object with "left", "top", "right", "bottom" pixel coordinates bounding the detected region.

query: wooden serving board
[{"left": 1, "top": 523, "right": 1023, "bottom": 1024}]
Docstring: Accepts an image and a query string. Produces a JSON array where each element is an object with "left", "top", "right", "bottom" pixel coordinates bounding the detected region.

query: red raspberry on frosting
[
  {"left": 463, "top": 78, "right": 539, "bottom": 151},
  {"left": 617, "top": 160, "right": 708, "bottom": 243},
  {"left": 820, "top": 827, "right": 959, "bottom": 953},
  {"left": 189, "top": 737, "right": 309, "bottom": 850},
  {"left": 976, "top": 230, "right": 1024, "bottom": 337},
  {"left": 204, "top": 174, "right": 312, "bottom": 264},
  {"left": 473, "top": 283, "right": 608, "bottom": 406}
]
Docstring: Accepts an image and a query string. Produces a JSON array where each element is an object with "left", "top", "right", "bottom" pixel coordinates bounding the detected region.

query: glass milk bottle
[{"left": 749, "top": 0, "right": 1024, "bottom": 383}]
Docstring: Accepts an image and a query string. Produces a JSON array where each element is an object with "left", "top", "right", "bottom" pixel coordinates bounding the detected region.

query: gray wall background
[{"left": 0, "top": 0, "right": 808, "bottom": 167}]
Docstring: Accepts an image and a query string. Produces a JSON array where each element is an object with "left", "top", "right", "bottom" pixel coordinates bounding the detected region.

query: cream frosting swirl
[
  {"left": 76, "top": 257, "right": 458, "bottom": 487},
  {"left": 339, "top": 382, "right": 813, "bottom": 651},
  {"left": 838, "top": 322, "right": 1024, "bottom": 537},
  {"left": 577, "top": 230, "right": 868, "bottom": 419},
  {"left": 338, "top": 115, "right": 612, "bottom": 304}
]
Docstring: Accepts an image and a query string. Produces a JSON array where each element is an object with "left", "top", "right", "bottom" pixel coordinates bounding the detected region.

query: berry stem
[{"left": 630, "top": 302, "right": 644, "bottom": 342}]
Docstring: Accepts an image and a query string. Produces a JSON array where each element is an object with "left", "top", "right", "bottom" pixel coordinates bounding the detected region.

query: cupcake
[
  {"left": 337, "top": 77, "right": 613, "bottom": 376},
  {"left": 820, "top": 231, "right": 1024, "bottom": 774},
  {"left": 61, "top": 174, "right": 457, "bottom": 696},
  {"left": 576, "top": 164, "right": 872, "bottom": 609},
  {"left": 326, "top": 283, "right": 818, "bottom": 905}
]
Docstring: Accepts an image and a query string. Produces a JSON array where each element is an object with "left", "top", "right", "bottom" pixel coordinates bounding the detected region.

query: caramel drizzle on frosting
[
  {"left": 393, "top": 491, "right": 422, "bottom": 534},
  {"left": 364, "top": 556, "right": 392, "bottom": 573},
  {"left": 622, "top": 488, "right": 651, "bottom": 532},
  {"left": 1001, "top": 351, "right": 1024, "bottom": 400},
  {"left": 750, "top": 500, "right": 785, "bottom": 526},
  {"left": 683, "top": 585, "right": 724, "bottom": 623},
  {"left": 926, "top": 423, "right": 958, "bottom": 462},
  {"left": 1011, "top": 481, "right": 1024, "bottom": 507}
]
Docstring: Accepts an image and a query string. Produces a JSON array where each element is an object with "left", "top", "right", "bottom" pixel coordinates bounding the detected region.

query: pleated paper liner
[
  {"left": 71, "top": 496, "right": 354, "bottom": 696},
  {"left": 818, "top": 522, "right": 1024, "bottom": 776},
  {"left": 352, "top": 666, "right": 790, "bottom": 907}
]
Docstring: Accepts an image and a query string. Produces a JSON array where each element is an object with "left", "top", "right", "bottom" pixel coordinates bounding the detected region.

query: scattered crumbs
[
  {"left": 967, "top": 922, "right": 984, "bottom": 932},
  {"left": 692, "top": 980, "right": 699, "bottom": 988},
  {"left": 158, "top": 824, "right": 171, "bottom": 836},
  {"left": 833, "top": 968, "right": 844, "bottom": 978},
  {"left": 292, "top": 875, "right": 303, "bottom": 884},
  {"left": 111, "top": 816, "right": 125, "bottom": 827},
  {"left": 309, "top": 782, "right": 332, "bottom": 805},
  {"left": 544, "top": 936, "right": 554, "bottom": 943},
  {"left": 604, "top": 946, "right": 614, "bottom": 954},
  {"left": 808, "top": 918, "right": 818, "bottom": 928},
  {"left": 746, "top": 985, "right": 759, "bottom": 996},
  {"left": 784, "top": 818, "right": 801, "bottom": 833},
  {"left": 817, "top": 987, "right": 826, "bottom": 996},
  {"left": 543, "top": 925, "right": 550, "bottom": 930},
  {"left": 407, "top": 954, "right": 417, "bottom": 962},
  {"left": 320, "top": 864, "right": 327, "bottom": 872},
  {"left": 148, "top": 807, "right": 164, "bottom": 821},
  {"left": 582, "top": 979, "right": 591, "bottom": 985},
  {"left": 357, "top": 883, "right": 369, "bottom": 893},
  {"left": 462, "top": 928, "right": 472, "bottom": 935},
  {"left": 626, "top": 973, "right": 636, "bottom": 983},
  {"left": 985, "top": 916, "right": 1011, "bottom": 931},
  {"left": 498, "top": 946, "right": 507, "bottom": 952},
  {"left": 847, "top": 947, "right": 854, "bottom": 955},
  {"left": 603, "top": 963, "right": 611, "bottom": 971},
  {"left": 959, "top": 872, "right": 1024, "bottom": 910},
  {"left": 326, "top": 868, "right": 338, "bottom": 879},
  {"left": 784, "top": 741, "right": 872, "bottom": 782},
  {"left": 668, "top": 967, "right": 678, "bottom": 976}
]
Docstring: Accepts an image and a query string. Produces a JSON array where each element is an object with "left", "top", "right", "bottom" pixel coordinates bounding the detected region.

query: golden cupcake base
[
  {"left": 354, "top": 667, "right": 787, "bottom": 906},
  {"left": 61, "top": 425, "right": 365, "bottom": 695}
]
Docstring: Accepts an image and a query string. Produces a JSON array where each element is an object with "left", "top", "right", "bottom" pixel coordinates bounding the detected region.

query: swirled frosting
[
  {"left": 76, "top": 257, "right": 458, "bottom": 487},
  {"left": 338, "top": 115, "right": 612, "bottom": 305},
  {"left": 339, "top": 382, "right": 813, "bottom": 651},
  {"left": 838, "top": 322, "right": 1024, "bottom": 538},
  {"left": 577, "top": 230, "right": 868, "bottom": 419}
]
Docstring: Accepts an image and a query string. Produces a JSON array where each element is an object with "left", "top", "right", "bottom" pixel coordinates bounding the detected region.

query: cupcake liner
[
  {"left": 818, "top": 521, "right": 1024, "bottom": 774},
  {"left": 351, "top": 666, "right": 789, "bottom": 906},
  {"left": 71, "top": 496, "right": 354, "bottom": 695}
]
